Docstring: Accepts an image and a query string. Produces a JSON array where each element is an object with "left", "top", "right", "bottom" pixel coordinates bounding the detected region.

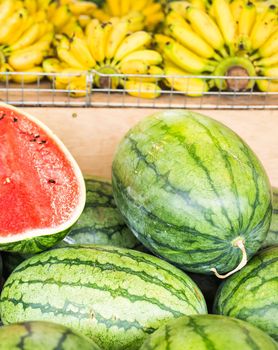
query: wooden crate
[{"left": 24, "top": 107, "right": 278, "bottom": 187}]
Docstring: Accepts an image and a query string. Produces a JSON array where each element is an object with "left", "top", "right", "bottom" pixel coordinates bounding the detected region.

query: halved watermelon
[{"left": 0, "top": 103, "right": 86, "bottom": 254}]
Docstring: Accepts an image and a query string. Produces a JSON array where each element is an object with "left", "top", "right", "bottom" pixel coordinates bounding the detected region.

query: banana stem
[{"left": 210, "top": 238, "right": 247, "bottom": 279}]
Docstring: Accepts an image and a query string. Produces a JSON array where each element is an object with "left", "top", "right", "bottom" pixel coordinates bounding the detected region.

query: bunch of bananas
[
  {"left": 0, "top": 0, "right": 54, "bottom": 83},
  {"left": 155, "top": 0, "right": 278, "bottom": 94},
  {"left": 43, "top": 18, "right": 163, "bottom": 98},
  {"left": 88, "top": 0, "right": 164, "bottom": 31}
]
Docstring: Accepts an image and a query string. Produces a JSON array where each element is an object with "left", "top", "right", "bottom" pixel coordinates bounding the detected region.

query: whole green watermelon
[
  {"left": 262, "top": 187, "right": 278, "bottom": 248},
  {"left": 139, "top": 314, "right": 278, "bottom": 350},
  {"left": 112, "top": 110, "right": 272, "bottom": 275},
  {"left": 0, "top": 321, "right": 100, "bottom": 349},
  {"left": 214, "top": 246, "right": 278, "bottom": 341},
  {"left": 0, "top": 245, "right": 207, "bottom": 350},
  {"left": 63, "top": 177, "right": 143, "bottom": 250}
]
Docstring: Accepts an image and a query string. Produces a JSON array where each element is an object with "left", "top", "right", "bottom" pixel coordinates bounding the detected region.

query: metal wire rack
[{"left": 0, "top": 70, "right": 277, "bottom": 109}]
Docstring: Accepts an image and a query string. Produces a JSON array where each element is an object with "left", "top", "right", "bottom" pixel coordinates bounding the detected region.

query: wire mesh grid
[{"left": 0, "top": 70, "right": 277, "bottom": 109}]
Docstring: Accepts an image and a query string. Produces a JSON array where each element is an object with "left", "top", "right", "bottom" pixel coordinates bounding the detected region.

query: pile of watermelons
[{"left": 0, "top": 103, "right": 277, "bottom": 350}]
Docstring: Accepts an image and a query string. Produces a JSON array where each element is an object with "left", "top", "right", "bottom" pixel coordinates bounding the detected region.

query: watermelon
[
  {"left": 0, "top": 321, "right": 101, "bottom": 349},
  {"left": 62, "top": 177, "right": 144, "bottom": 250},
  {"left": 214, "top": 246, "right": 278, "bottom": 341},
  {"left": 139, "top": 314, "right": 278, "bottom": 350},
  {"left": 112, "top": 110, "right": 272, "bottom": 277},
  {"left": 0, "top": 245, "right": 207, "bottom": 350},
  {"left": 0, "top": 103, "right": 86, "bottom": 254},
  {"left": 262, "top": 187, "right": 278, "bottom": 248}
]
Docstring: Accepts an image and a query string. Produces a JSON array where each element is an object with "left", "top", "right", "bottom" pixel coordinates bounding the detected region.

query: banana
[
  {"left": 68, "top": 1, "right": 97, "bottom": 16},
  {"left": 145, "top": 11, "right": 164, "bottom": 30},
  {"left": 123, "top": 11, "right": 145, "bottom": 32},
  {"left": 43, "top": 58, "right": 64, "bottom": 73},
  {"left": 165, "top": 11, "right": 188, "bottom": 28},
  {"left": 68, "top": 76, "right": 87, "bottom": 98},
  {"left": 23, "top": 0, "right": 37, "bottom": 14},
  {"left": 70, "top": 36, "right": 96, "bottom": 68},
  {"left": 213, "top": 0, "right": 236, "bottom": 54},
  {"left": 259, "top": 66, "right": 278, "bottom": 78},
  {"left": 105, "top": 20, "right": 129, "bottom": 59},
  {"left": 163, "top": 40, "right": 216, "bottom": 74},
  {"left": 250, "top": 4, "right": 278, "bottom": 50},
  {"left": 0, "top": 8, "right": 28, "bottom": 45},
  {"left": 131, "top": 0, "right": 149, "bottom": 11},
  {"left": 114, "top": 31, "right": 152, "bottom": 62},
  {"left": 229, "top": 0, "right": 244, "bottom": 22},
  {"left": 164, "top": 62, "right": 208, "bottom": 96},
  {"left": 57, "top": 48, "right": 88, "bottom": 69},
  {"left": 168, "top": 23, "right": 217, "bottom": 59},
  {"left": 89, "top": 8, "right": 110, "bottom": 22},
  {"left": 57, "top": 68, "right": 87, "bottom": 85},
  {"left": 142, "top": 3, "right": 161, "bottom": 17},
  {"left": 256, "top": 78, "right": 278, "bottom": 91},
  {"left": 0, "top": 0, "right": 15, "bottom": 23},
  {"left": 255, "top": 30, "right": 278, "bottom": 58},
  {"left": 166, "top": 1, "right": 190, "bottom": 17},
  {"left": 120, "top": 60, "right": 149, "bottom": 75},
  {"left": 254, "top": 52, "right": 278, "bottom": 67},
  {"left": 107, "top": 0, "right": 121, "bottom": 16},
  {"left": 120, "top": 0, "right": 131, "bottom": 16},
  {"left": 87, "top": 22, "right": 107, "bottom": 63},
  {"left": 120, "top": 50, "right": 163, "bottom": 65},
  {"left": 8, "top": 23, "right": 41, "bottom": 52},
  {"left": 8, "top": 50, "right": 45, "bottom": 71},
  {"left": 78, "top": 15, "right": 91, "bottom": 29},
  {"left": 186, "top": 6, "right": 227, "bottom": 57},
  {"left": 50, "top": 4, "right": 72, "bottom": 31},
  {"left": 7, "top": 12, "right": 34, "bottom": 46},
  {"left": 11, "top": 66, "right": 43, "bottom": 84},
  {"left": 154, "top": 34, "right": 175, "bottom": 53},
  {"left": 236, "top": 1, "right": 257, "bottom": 52},
  {"left": 125, "top": 80, "right": 161, "bottom": 99}
]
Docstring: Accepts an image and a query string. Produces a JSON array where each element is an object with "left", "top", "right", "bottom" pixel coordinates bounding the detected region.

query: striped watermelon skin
[
  {"left": 112, "top": 111, "right": 272, "bottom": 275},
  {"left": 139, "top": 315, "right": 278, "bottom": 350},
  {"left": 0, "top": 321, "right": 100, "bottom": 349},
  {"left": 214, "top": 246, "right": 278, "bottom": 341},
  {"left": 0, "top": 245, "right": 207, "bottom": 350},
  {"left": 262, "top": 187, "right": 278, "bottom": 248},
  {"left": 63, "top": 177, "right": 143, "bottom": 250}
]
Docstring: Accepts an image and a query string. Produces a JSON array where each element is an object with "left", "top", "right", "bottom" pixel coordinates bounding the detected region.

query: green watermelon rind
[
  {"left": 0, "top": 244, "right": 207, "bottom": 350},
  {"left": 112, "top": 110, "right": 272, "bottom": 275},
  {"left": 0, "top": 102, "right": 86, "bottom": 254},
  {"left": 213, "top": 246, "right": 278, "bottom": 341},
  {"left": 139, "top": 314, "right": 278, "bottom": 350},
  {"left": 262, "top": 187, "right": 278, "bottom": 248},
  {"left": 0, "top": 321, "right": 101, "bottom": 349}
]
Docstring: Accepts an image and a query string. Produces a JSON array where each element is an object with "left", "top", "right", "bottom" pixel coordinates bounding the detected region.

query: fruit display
[
  {"left": 0, "top": 321, "right": 101, "bottom": 350},
  {"left": 263, "top": 187, "right": 278, "bottom": 247},
  {"left": 0, "top": 104, "right": 277, "bottom": 348},
  {"left": 139, "top": 315, "right": 278, "bottom": 349},
  {"left": 61, "top": 177, "right": 144, "bottom": 249},
  {"left": 214, "top": 246, "right": 278, "bottom": 340},
  {"left": 112, "top": 110, "right": 272, "bottom": 276},
  {"left": 0, "top": 103, "right": 86, "bottom": 253},
  {"left": 0, "top": 0, "right": 277, "bottom": 99},
  {"left": 0, "top": 245, "right": 207, "bottom": 350}
]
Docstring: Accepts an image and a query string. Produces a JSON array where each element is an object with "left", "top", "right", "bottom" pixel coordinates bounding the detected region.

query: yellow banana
[
  {"left": 70, "top": 36, "right": 96, "bottom": 68},
  {"left": 114, "top": 31, "right": 152, "bottom": 62},
  {"left": 164, "top": 62, "right": 208, "bottom": 96},
  {"left": 120, "top": 60, "right": 149, "bottom": 75},
  {"left": 11, "top": 66, "right": 43, "bottom": 84},
  {"left": 23, "top": 0, "right": 37, "bottom": 14},
  {"left": 145, "top": 11, "right": 164, "bottom": 30},
  {"left": 90, "top": 8, "right": 110, "bottom": 22},
  {"left": 168, "top": 23, "right": 216, "bottom": 59},
  {"left": 87, "top": 22, "right": 107, "bottom": 63},
  {"left": 7, "top": 13, "right": 34, "bottom": 46},
  {"left": 256, "top": 78, "right": 278, "bottom": 91},
  {"left": 57, "top": 48, "right": 88, "bottom": 69},
  {"left": 62, "top": 17, "right": 83, "bottom": 37},
  {"left": 0, "top": 8, "right": 28, "bottom": 45},
  {"left": 250, "top": 5, "right": 278, "bottom": 50},
  {"left": 166, "top": 1, "right": 190, "bottom": 17},
  {"left": 43, "top": 58, "right": 64, "bottom": 73},
  {"left": 236, "top": 1, "right": 257, "bottom": 51},
  {"left": 107, "top": 0, "right": 121, "bottom": 16},
  {"left": 142, "top": 3, "right": 162, "bottom": 17},
  {"left": 213, "top": 0, "right": 236, "bottom": 54},
  {"left": 0, "top": 0, "right": 15, "bottom": 23},
  {"left": 259, "top": 66, "right": 278, "bottom": 78},
  {"left": 50, "top": 5, "right": 72, "bottom": 30},
  {"left": 154, "top": 34, "right": 175, "bottom": 53},
  {"left": 255, "top": 29, "right": 278, "bottom": 58},
  {"left": 229, "top": 0, "right": 244, "bottom": 22},
  {"left": 78, "top": 15, "right": 91, "bottom": 28},
  {"left": 132, "top": 65, "right": 164, "bottom": 83},
  {"left": 68, "top": 76, "right": 87, "bottom": 98},
  {"left": 120, "top": 50, "right": 163, "bottom": 65},
  {"left": 8, "top": 50, "right": 45, "bottom": 71},
  {"left": 120, "top": 0, "right": 131, "bottom": 16},
  {"left": 56, "top": 68, "right": 87, "bottom": 85},
  {"left": 105, "top": 20, "right": 129, "bottom": 59},
  {"left": 68, "top": 1, "right": 97, "bottom": 16},
  {"left": 131, "top": 0, "right": 149, "bottom": 11},
  {"left": 165, "top": 11, "right": 188, "bottom": 28},
  {"left": 254, "top": 53, "right": 278, "bottom": 67},
  {"left": 125, "top": 80, "right": 161, "bottom": 99},
  {"left": 123, "top": 11, "right": 145, "bottom": 32},
  {"left": 185, "top": 6, "right": 227, "bottom": 57},
  {"left": 163, "top": 40, "right": 216, "bottom": 74},
  {"left": 8, "top": 23, "right": 41, "bottom": 52}
]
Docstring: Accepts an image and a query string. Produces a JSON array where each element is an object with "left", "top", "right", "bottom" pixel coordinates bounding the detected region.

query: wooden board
[{"left": 23, "top": 107, "right": 278, "bottom": 187}]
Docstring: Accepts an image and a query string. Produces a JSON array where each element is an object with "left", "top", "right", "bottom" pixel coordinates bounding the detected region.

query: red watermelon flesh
[{"left": 0, "top": 103, "right": 85, "bottom": 249}]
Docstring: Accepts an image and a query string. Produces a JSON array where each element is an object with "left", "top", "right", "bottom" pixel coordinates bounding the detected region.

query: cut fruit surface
[{"left": 0, "top": 103, "right": 86, "bottom": 253}]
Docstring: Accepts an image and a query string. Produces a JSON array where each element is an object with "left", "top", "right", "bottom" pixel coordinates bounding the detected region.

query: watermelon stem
[{"left": 210, "top": 239, "right": 247, "bottom": 279}]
